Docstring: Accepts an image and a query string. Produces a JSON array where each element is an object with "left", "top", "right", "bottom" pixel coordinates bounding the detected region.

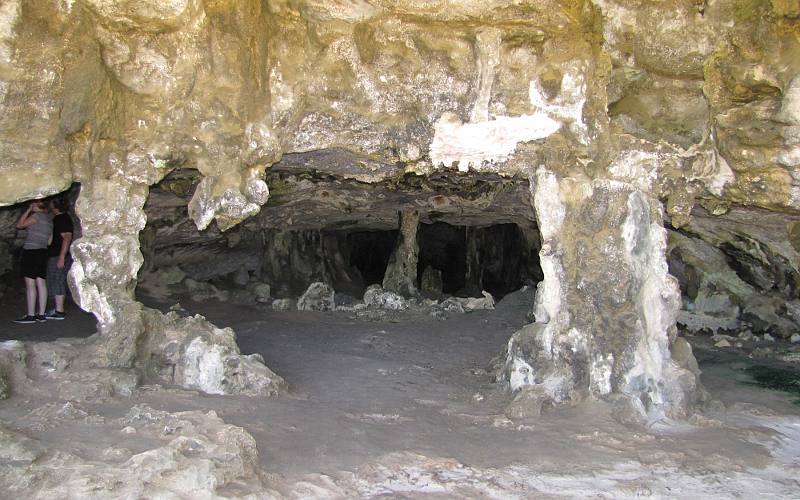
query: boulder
[
  {"left": 297, "top": 282, "right": 335, "bottom": 312},
  {"left": 272, "top": 298, "right": 296, "bottom": 311},
  {"left": 363, "top": 285, "right": 408, "bottom": 310},
  {"left": 420, "top": 266, "right": 443, "bottom": 300},
  {"left": 248, "top": 282, "right": 272, "bottom": 303},
  {"left": 141, "top": 311, "right": 287, "bottom": 397}
]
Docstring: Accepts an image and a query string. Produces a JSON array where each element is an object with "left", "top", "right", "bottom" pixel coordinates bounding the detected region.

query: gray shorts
[{"left": 46, "top": 256, "right": 71, "bottom": 296}]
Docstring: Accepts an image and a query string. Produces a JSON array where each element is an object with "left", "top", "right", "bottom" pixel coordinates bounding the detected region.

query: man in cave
[{"left": 45, "top": 196, "right": 74, "bottom": 320}]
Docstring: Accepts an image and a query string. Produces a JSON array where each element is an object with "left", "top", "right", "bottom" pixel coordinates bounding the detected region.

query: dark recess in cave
[
  {"left": 418, "top": 222, "right": 467, "bottom": 295},
  {"left": 417, "top": 222, "right": 541, "bottom": 298},
  {"left": 347, "top": 230, "right": 399, "bottom": 286},
  {"left": 475, "top": 223, "right": 539, "bottom": 298}
]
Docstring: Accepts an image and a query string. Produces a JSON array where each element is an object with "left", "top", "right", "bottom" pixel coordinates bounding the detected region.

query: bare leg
[
  {"left": 55, "top": 294, "right": 65, "bottom": 313},
  {"left": 24, "top": 277, "right": 36, "bottom": 316},
  {"left": 36, "top": 277, "right": 47, "bottom": 315}
]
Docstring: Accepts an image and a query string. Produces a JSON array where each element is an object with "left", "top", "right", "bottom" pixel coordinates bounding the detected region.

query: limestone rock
[
  {"left": 460, "top": 291, "right": 496, "bottom": 311},
  {"left": 141, "top": 311, "right": 287, "bottom": 397},
  {"left": 420, "top": 266, "right": 443, "bottom": 300},
  {"left": 57, "top": 369, "right": 139, "bottom": 401},
  {"left": 671, "top": 338, "right": 701, "bottom": 377},
  {"left": 0, "top": 424, "right": 43, "bottom": 463},
  {"left": 232, "top": 265, "right": 250, "bottom": 287},
  {"left": 297, "top": 282, "right": 336, "bottom": 312},
  {"left": 382, "top": 210, "right": 420, "bottom": 297},
  {"left": 184, "top": 278, "right": 230, "bottom": 302},
  {"left": 505, "top": 385, "right": 550, "bottom": 420},
  {"left": 363, "top": 285, "right": 408, "bottom": 311},
  {"left": 247, "top": 281, "right": 272, "bottom": 304},
  {"left": 159, "top": 266, "right": 187, "bottom": 286},
  {"left": 272, "top": 298, "right": 296, "bottom": 311},
  {"left": 0, "top": 341, "right": 28, "bottom": 397},
  {"left": 0, "top": 405, "right": 275, "bottom": 498},
  {"left": 28, "top": 340, "right": 82, "bottom": 378},
  {"left": 334, "top": 293, "right": 365, "bottom": 312},
  {"left": 499, "top": 170, "right": 700, "bottom": 419},
  {"left": 609, "top": 394, "right": 649, "bottom": 428},
  {"left": 438, "top": 298, "right": 466, "bottom": 314}
]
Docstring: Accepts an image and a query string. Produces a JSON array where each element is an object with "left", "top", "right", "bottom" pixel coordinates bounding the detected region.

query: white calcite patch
[
  {"left": 469, "top": 28, "right": 501, "bottom": 123},
  {"left": 620, "top": 191, "right": 683, "bottom": 417},
  {"left": 707, "top": 152, "right": 736, "bottom": 196},
  {"left": 532, "top": 168, "right": 565, "bottom": 239},
  {"left": 530, "top": 168, "right": 566, "bottom": 330},
  {"left": 529, "top": 64, "right": 588, "bottom": 143},
  {"left": 182, "top": 337, "right": 226, "bottom": 395},
  {"left": 590, "top": 353, "right": 614, "bottom": 395},
  {"left": 507, "top": 355, "right": 535, "bottom": 392},
  {"left": 688, "top": 146, "right": 736, "bottom": 197},
  {"left": 430, "top": 61, "right": 588, "bottom": 170},
  {"left": 608, "top": 150, "right": 662, "bottom": 191},
  {"left": 430, "top": 112, "right": 560, "bottom": 171}
]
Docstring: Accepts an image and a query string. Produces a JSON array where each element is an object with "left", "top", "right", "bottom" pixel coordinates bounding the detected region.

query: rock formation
[{"left": 0, "top": 0, "right": 798, "bottom": 419}]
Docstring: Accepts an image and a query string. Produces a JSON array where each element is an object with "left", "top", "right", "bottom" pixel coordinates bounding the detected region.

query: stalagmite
[{"left": 382, "top": 210, "right": 421, "bottom": 297}]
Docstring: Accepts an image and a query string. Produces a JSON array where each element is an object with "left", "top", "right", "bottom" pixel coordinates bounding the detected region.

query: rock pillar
[
  {"left": 501, "top": 167, "right": 700, "bottom": 420},
  {"left": 68, "top": 160, "right": 285, "bottom": 396},
  {"left": 463, "top": 227, "right": 482, "bottom": 296},
  {"left": 70, "top": 174, "right": 150, "bottom": 368},
  {"left": 382, "top": 210, "right": 420, "bottom": 297}
]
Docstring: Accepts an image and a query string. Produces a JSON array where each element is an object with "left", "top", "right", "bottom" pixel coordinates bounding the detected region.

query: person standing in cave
[
  {"left": 45, "top": 196, "right": 74, "bottom": 320},
  {"left": 13, "top": 200, "right": 53, "bottom": 323}
]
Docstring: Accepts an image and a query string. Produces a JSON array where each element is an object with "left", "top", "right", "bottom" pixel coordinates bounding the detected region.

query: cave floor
[{"left": 1, "top": 288, "right": 800, "bottom": 497}]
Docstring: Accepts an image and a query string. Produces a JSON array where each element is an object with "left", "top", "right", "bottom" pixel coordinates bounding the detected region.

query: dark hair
[{"left": 50, "top": 196, "right": 70, "bottom": 212}]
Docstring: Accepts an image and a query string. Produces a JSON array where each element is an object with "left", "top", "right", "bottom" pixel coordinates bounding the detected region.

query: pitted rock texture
[
  {"left": 140, "top": 310, "right": 287, "bottom": 397},
  {"left": 0, "top": 403, "right": 276, "bottom": 498},
  {"left": 1, "top": 0, "right": 799, "bottom": 413}
]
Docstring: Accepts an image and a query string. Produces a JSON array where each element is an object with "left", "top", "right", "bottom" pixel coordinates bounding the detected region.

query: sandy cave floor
[{"left": 0, "top": 287, "right": 800, "bottom": 497}]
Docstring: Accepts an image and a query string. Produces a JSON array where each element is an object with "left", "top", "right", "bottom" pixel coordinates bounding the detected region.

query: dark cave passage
[
  {"left": 347, "top": 230, "right": 399, "bottom": 287},
  {"left": 417, "top": 222, "right": 467, "bottom": 295},
  {"left": 417, "top": 222, "right": 541, "bottom": 298}
]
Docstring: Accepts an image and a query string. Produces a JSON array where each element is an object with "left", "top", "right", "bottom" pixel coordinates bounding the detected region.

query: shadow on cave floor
[{"left": 0, "top": 280, "right": 96, "bottom": 342}]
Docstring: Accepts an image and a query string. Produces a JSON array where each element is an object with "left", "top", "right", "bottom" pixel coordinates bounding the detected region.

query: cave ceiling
[{"left": 0, "top": 0, "right": 797, "bottom": 236}]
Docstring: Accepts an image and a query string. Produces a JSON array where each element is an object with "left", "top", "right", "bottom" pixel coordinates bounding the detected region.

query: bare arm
[
  {"left": 16, "top": 206, "right": 36, "bottom": 229},
  {"left": 56, "top": 232, "right": 73, "bottom": 268}
]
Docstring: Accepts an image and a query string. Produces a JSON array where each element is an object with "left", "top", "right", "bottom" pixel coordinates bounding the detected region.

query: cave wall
[{"left": 0, "top": 0, "right": 798, "bottom": 412}]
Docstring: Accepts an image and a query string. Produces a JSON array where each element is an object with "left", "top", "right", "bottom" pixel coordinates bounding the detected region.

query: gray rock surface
[{"left": 297, "top": 282, "right": 336, "bottom": 312}]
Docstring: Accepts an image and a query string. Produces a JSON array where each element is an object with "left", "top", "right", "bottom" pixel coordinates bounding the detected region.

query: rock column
[
  {"left": 70, "top": 172, "right": 151, "bottom": 368},
  {"left": 382, "top": 210, "right": 420, "bottom": 297},
  {"left": 68, "top": 156, "right": 285, "bottom": 396},
  {"left": 501, "top": 168, "right": 700, "bottom": 420}
]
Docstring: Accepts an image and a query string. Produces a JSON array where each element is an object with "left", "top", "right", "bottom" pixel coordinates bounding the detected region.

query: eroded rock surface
[
  {"left": 0, "top": 0, "right": 799, "bottom": 417},
  {"left": 0, "top": 403, "right": 277, "bottom": 498}
]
